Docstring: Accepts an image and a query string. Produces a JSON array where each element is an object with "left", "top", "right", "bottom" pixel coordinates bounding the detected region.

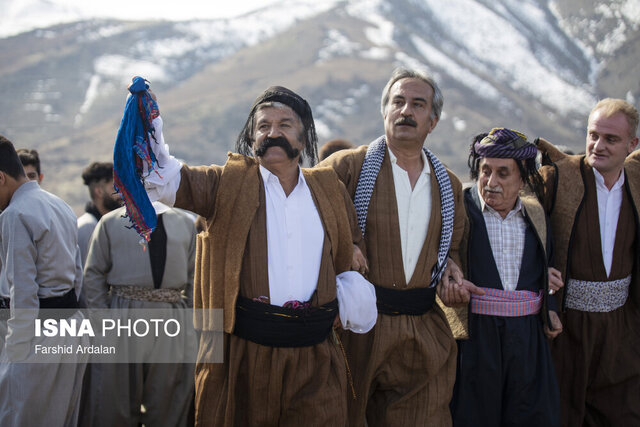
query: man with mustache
[
  {"left": 116, "top": 81, "right": 376, "bottom": 425},
  {"left": 318, "top": 67, "right": 468, "bottom": 426},
  {"left": 450, "top": 128, "right": 563, "bottom": 426},
  {"left": 537, "top": 98, "right": 640, "bottom": 425}
]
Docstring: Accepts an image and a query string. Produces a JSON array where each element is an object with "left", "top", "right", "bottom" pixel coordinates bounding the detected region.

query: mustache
[
  {"left": 255, "top": 136, "right": 300, "bottom": 159},
  {"left": 483, "top": 185, "right": 503, "bottom": 194},
  {"left": 394, "top": 117, "right": 417, "bottom": 127}
]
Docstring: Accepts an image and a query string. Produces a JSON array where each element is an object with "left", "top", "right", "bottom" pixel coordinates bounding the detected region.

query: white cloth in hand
[
  {"left": 336, "top": 271, "right": 377, "bottom": 334},
  {"left": 143, "top": 116, "right": 182, "bottom": 205}
]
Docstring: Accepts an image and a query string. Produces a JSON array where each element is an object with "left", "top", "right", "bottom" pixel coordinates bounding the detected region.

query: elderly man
[
  {"left": 537, "top": 98, "right": 640, "bottom": 425},
  {"left": 450, "top": 128, "right": 563, "bottom": 426},
  {"left": 319, "top": 67, "right": 466, "bottom": 426},
  {"left": 114, "top": 79, "right": 376, "bottom": 425}
]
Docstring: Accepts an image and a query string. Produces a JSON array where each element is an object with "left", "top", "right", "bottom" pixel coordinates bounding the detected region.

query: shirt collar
[
  {"left": 387, "top": 147, "right": 431, "bottom": 176},
  {"left": 259, "top": 164, "right": 305, "bottom": 189},
  {"left": 593, "top": 168, "right": 625, "bottom": 192},
  {"left": 13, "top": 180, "right": 39, "bottom": 198}
]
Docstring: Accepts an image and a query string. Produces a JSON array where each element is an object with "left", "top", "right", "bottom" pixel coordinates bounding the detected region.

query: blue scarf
[{"left": 112, "top": 76, "right": 159, "bottom": 241}]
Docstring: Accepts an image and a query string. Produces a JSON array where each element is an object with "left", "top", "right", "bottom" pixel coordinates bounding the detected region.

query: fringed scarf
[
  {"left": 354, "top": 136, "right": 455, "bottom": 288},
  {"left": 112, "top": 76, "right": 160, "bottom": 241}
]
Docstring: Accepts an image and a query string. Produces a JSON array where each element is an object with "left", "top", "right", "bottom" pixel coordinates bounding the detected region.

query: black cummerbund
[
  {"left": 39, "top": 289, "right": 79, "bottom": 309},
  {"left": 1, "top": 289, "right": 79, "bottom": 311},
  {"left": 0, "top": 297, "right": 9, "bottom": 320},
  {"left": 233, "top": 296, "right": 338, "bottom": 348},
  {"left": 375, "top": 285, "right": 436, "bottom": 316}
]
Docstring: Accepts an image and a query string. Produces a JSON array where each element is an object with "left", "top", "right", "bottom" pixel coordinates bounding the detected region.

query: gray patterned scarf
[{"left": 354, "top": 136, "right": 454, "bottom": 288}]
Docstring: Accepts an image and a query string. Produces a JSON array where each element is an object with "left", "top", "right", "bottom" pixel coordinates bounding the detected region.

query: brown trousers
[
  {"left": 341, "top": 305, "right": 456, "bottom": 426},
  {"left": 194, "top": 331, "right": 347, "bottom": 426},
  {"left": 552, "top": 303, "right": 640, "bottom": 426}
]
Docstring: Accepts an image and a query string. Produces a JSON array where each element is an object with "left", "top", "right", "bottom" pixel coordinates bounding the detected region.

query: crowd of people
[{"left": 0, "top": 66, "right": 638, "bottom": 427}]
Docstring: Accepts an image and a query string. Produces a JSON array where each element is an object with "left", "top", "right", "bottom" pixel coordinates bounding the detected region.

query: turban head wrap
[
  {"left": 472, "top": 127, "right": 537, "bottom": 160},
  {"left": 236, "top": 86, "right": 318, "bottom": 165}
]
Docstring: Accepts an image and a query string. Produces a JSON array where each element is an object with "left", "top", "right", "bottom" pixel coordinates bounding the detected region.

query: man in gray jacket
[{"left": 0, "top": 135, "right": 87, "bottom": 427}]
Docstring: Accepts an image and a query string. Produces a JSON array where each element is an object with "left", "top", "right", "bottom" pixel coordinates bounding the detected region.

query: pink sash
[{"left": 470, "top": 288, "right": 543, "bottom": 317}]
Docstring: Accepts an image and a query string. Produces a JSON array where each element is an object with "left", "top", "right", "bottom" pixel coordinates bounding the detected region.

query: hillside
[{"left": 0, "top": 0, "right": 638, "bottom": 214}]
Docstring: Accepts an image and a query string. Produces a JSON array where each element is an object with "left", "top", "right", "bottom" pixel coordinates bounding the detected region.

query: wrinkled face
[
  {"left": 252, "top": 105, "right": 304, "bottom": 165},
  {"left": 383, "top": 78, "right": 438, "bottom": 148},
  {"left": 477, "top": 157, "right": 523, "bottom": 218},
  {"left": 586, "top": 110, "right": 639, "bottom": 176},
  {"left": 23, "top": 164, "right": 42, "bottom": 184}
]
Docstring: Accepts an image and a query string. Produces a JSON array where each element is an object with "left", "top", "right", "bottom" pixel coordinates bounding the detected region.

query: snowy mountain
[{"left": 0, "top": 0, "right": 638, "bottom": 213}]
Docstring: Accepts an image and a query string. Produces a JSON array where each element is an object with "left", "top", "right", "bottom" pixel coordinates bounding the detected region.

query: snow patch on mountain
[
  {"left": 317, "top": 29, "right": 361, "bottom": 62},
  {"left": 314, "top": 84, "right": 371, "bottom": 140}
]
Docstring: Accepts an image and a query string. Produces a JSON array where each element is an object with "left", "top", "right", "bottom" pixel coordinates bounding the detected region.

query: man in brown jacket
[
  {"left": 537, "top": 98, "right": 640, "bottom": 426},
  {"left": 319, "top": 67, "right": 466, "bottom": 426},
  {"left": 121, "top": 84, "right": 376, "bottom": 426}
]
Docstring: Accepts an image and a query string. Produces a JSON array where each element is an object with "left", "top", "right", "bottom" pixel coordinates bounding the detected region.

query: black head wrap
[{"left": 236, "top": 86, "right": 318, "bottom": 165}]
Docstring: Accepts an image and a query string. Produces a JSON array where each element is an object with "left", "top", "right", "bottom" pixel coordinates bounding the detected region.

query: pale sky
[
  {"left": 50, "top": 0, "right": 282, "bottom": 20},
  {"left": 1, "top": 0, "right": 285, "bottom": 37}
]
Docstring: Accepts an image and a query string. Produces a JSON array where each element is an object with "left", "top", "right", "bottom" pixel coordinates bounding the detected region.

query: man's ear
[
  {"left": 428, "top": 116, "right": 440, "bottom": 134},
  {"left": 629, "top": 136, "right": 639, "bottom": 154},
  {"left": 0, "top": 171, "right": 6, "bottom": 186}
]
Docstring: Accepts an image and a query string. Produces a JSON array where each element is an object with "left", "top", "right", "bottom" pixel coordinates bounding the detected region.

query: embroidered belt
[
  {"left": 233, "top": 296, "right": 338, "bottom": 347},
  {"left": 110, "top": 285, "right": 184, "bottom": 303},
  {"left": 470, "top": 288, "right": 543, "bottom": 317},
  {"left": 565, "top": 275, "right": 631, "bottom": 312},
  {"left": 374, "top": 285, "right": 436, "bottom": 316}
]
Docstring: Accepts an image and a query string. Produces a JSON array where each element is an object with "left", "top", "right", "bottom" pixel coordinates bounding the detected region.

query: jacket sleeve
[
  {"left": 546, "top": 215, "right": 558, "bottom": 312},
  {"left": 82, "top": 218, "right": 113, "bottom": 309}
]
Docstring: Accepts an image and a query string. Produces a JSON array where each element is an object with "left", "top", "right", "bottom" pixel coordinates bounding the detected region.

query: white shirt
[
  {"left": 593, "top": 168, "right": 625, "bottom": 277},
  {"left": 260, "top": 165, "right": 324, "bottom": 306},
  {"left": 142, "top": 116, "right": 325, "bottom": 305},
  {"left": 388, "top": 148, "right": 431, "bottom": 283},
  {"left": 479, "top": 187, "right": 526, "bottom": 291},
  {"left": 141, "top": 114, "right": 377, "bottom": 331}
]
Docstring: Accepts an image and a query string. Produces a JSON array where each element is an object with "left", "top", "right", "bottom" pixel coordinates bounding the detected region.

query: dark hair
[
  {"left": 82, "top": 162, "right": 113, "bottom": 186},
  {"left": 319, "top": 139, "right": 355, "bottom": 160},
  {"left": 236, "top": 87, "right": 318, "bottom": 166},
  {"left": 16, "top": 148, "right": 41, "bottom": 175},
  {"left": 468, "top": 133, "right": 545, "bottom": 202},
  {"left": 0, "top": 135, "right": 27, "bottom": 179}
]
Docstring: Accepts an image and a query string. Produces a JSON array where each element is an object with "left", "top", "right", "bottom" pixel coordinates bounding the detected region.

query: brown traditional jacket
[
  {"left": 175, "top": 153, "right": 355, "bottom": 333},
  {"left": 537, "top": 138, "right": 640, "bottom": 310},
  {"left": 318, "top": 144, "right": 467, "bottom": 337},
  {"left": 318, "top": 144, "right": 465, "bottom": 290}
]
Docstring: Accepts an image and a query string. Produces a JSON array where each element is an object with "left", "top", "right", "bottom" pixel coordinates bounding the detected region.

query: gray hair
[{"left": 380, "top": 67, "right": 444, "bottom": 121}]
